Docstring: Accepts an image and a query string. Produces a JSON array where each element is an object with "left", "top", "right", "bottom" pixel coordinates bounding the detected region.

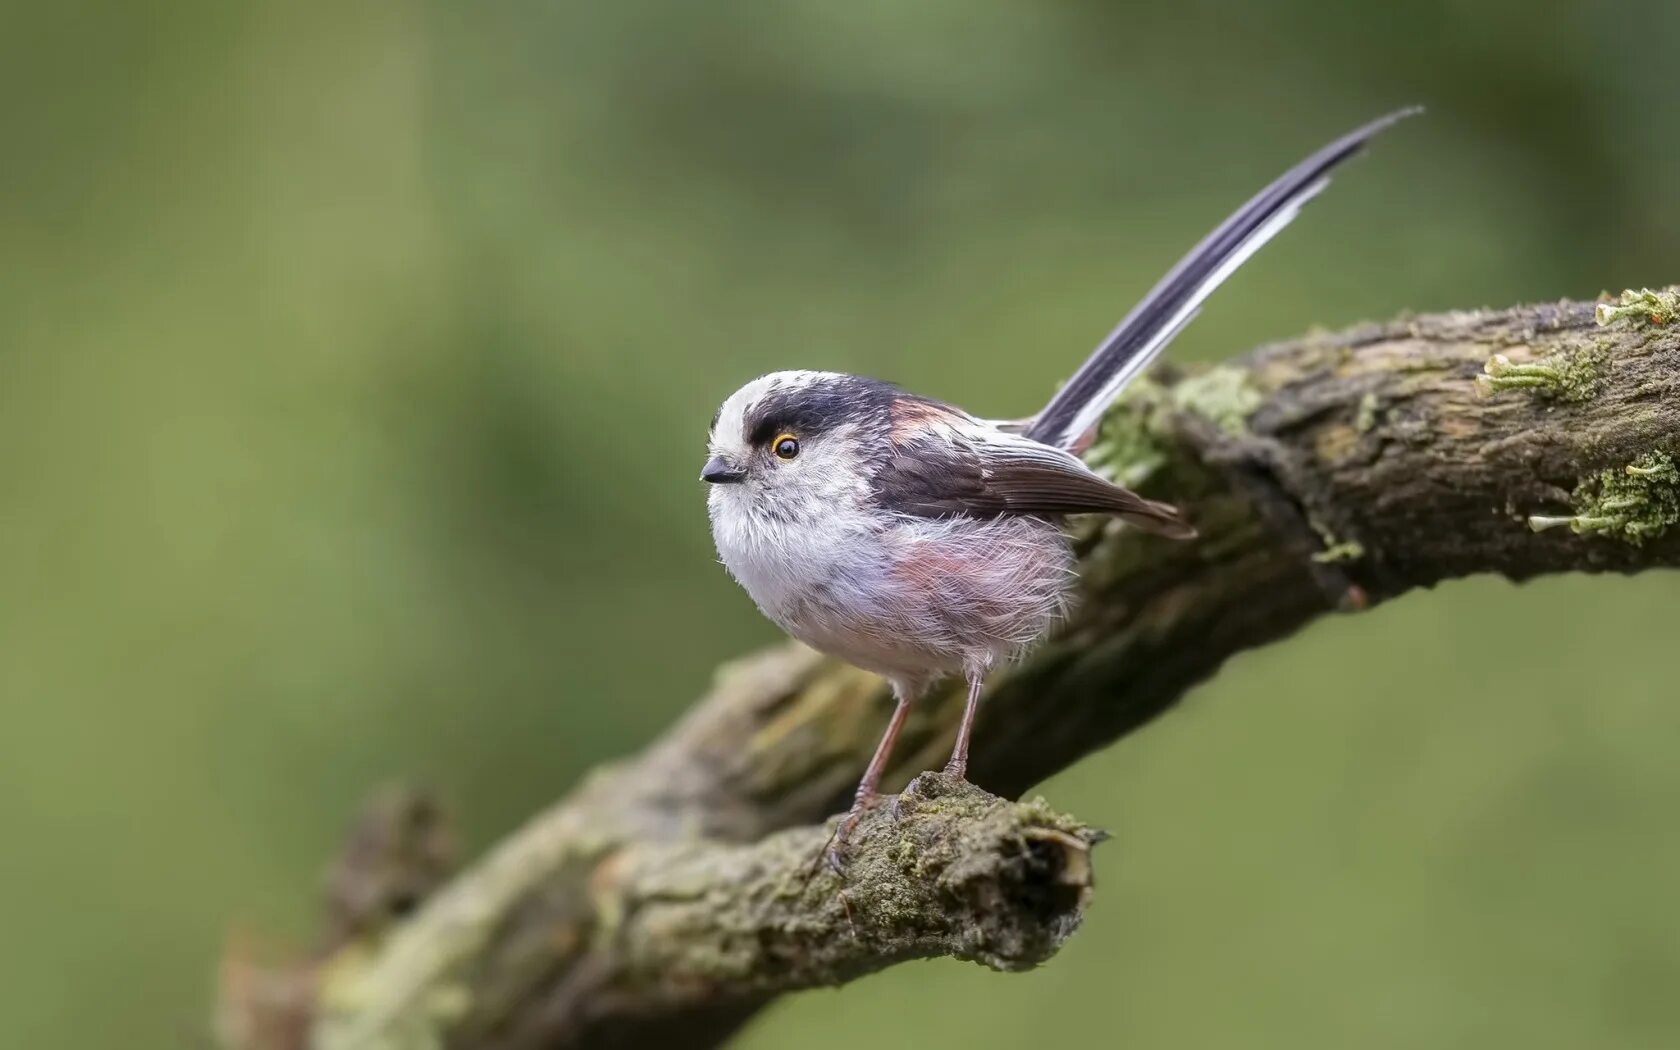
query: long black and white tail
[{"left": 1027, "top": 107, "right": 1421, "bottom": 451}]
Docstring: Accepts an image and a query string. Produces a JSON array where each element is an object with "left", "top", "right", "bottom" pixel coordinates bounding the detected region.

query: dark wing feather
[{"left": 875, "top": 434, "right": 1195, "bottom": 539}]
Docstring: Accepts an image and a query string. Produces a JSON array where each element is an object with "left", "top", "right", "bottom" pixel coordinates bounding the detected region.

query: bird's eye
[{"left": 772, "top": 434, "right": 800, "bottom": 460}]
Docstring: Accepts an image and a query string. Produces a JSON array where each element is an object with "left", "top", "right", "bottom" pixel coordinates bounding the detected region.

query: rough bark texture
[{"left": 218, "top": 292, "right": 1680, "bottom": 1050}]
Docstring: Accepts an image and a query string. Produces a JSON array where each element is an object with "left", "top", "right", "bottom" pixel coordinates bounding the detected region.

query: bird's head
[{"left": 702, "top": 370, "right": 900, "bottom": 521}]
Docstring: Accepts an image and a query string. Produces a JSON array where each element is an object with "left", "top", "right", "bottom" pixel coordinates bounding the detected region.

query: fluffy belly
[
  {"left": 721, "top": 512, "right": 1073, "bottom": 688},
  {"left": 875, "top": 515, "right": 1074, "bottom": 669}
]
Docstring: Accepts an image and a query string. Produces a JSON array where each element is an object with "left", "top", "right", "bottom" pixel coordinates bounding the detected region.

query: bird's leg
[
  {"left": 942, "top": 670, "right": 987, "bottom": 780},
  {"left": 824, "top": 692, "right": 913, "bottom": 872}
]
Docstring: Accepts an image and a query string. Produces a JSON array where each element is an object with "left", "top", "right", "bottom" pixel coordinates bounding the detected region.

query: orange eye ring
[{"left": 772, "top": 433, "right": 800, "bottom": 460}]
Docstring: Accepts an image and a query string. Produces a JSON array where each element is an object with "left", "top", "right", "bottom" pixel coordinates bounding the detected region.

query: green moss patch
[{"left": 1170, "top": 365, "right": 1262, "bottom": 436}]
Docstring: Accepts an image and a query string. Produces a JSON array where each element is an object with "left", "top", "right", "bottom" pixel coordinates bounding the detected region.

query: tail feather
[{"left": 1028, "top": 107, "right": 1421, "bottom": 451}]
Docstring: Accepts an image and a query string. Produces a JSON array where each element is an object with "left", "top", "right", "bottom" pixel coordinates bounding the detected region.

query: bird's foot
[
  {"left": 888, "top": 772, "right": 932, "bottom": 821},
  {"left": 888, "top": 767, "right": 973, "bottom": 821},
  {"left": 822, "top": 770, "right": 975, "bottom": 874},
  {"left": 819, "top": 793, "right": 885, "bottom": 875}
]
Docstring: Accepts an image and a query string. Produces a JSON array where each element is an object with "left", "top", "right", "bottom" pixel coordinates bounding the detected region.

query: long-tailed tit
[{"left": 702, "top": 109, "right": 1418, "bottom": 863}]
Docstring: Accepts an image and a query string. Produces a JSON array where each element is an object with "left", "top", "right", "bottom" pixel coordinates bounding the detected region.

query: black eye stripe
[
  {"left": 743, "top": 376, "right": 907, "bottom": 444},
  {"left": 749, "top": 409, "right": 814, "bottom": 446}
]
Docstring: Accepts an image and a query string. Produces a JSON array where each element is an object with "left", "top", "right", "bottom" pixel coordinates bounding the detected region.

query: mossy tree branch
[{"left": 218, "top": 292, "right": 1680, "bottom": 1050}]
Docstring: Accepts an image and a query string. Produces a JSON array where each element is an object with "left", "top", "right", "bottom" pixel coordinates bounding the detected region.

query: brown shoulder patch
[{"left": 888, "top": 396, "right": 966, "bottom": 443}]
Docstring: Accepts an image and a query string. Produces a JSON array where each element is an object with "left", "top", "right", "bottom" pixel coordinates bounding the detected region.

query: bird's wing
[
  {"left": 872, "top": 429, "right": 1195, "bottom": 538},
  {"left": 1027, "top": 107, "right": 1421, "bottom": 451}
]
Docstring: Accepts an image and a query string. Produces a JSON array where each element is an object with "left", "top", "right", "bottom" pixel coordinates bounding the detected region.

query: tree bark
[{"left": 217, "top": 291, "right": 1680, "bottom": 1050}]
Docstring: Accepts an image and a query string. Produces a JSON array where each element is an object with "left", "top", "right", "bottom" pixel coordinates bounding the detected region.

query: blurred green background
[{"left": 4, "top": 1, "right": 1679, "bottom": 1047}]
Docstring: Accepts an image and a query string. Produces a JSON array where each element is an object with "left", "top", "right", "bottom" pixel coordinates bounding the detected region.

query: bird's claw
[
  {"left": 820, "top": 771, "right": 973, "bottom": 875},
  {"left": 818, "top": 794, "right": 883, "bottom": 875},
  {"left": 824, "top": 839, "right": 849, "bottom": 876},
  {"left": 888, "top": 773, "right": 931, "bottom": 821}
]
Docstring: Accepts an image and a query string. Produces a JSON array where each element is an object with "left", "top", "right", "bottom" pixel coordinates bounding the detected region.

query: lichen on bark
[
  {"left": 1529, "top": 451, "right": 1680, "bottom": 544},
  {"left": 1595, "top": 287, "right": 1680, "bottom": 327}
]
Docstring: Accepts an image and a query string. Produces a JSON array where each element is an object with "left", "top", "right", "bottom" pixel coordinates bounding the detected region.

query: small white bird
[{"left": 702, "top": 110, "right": 1418, "bottom": 863}]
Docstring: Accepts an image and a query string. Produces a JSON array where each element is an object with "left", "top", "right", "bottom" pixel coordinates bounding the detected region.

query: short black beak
[{"left": 700, "top": 455, "right": 746, "bottom": 484}]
